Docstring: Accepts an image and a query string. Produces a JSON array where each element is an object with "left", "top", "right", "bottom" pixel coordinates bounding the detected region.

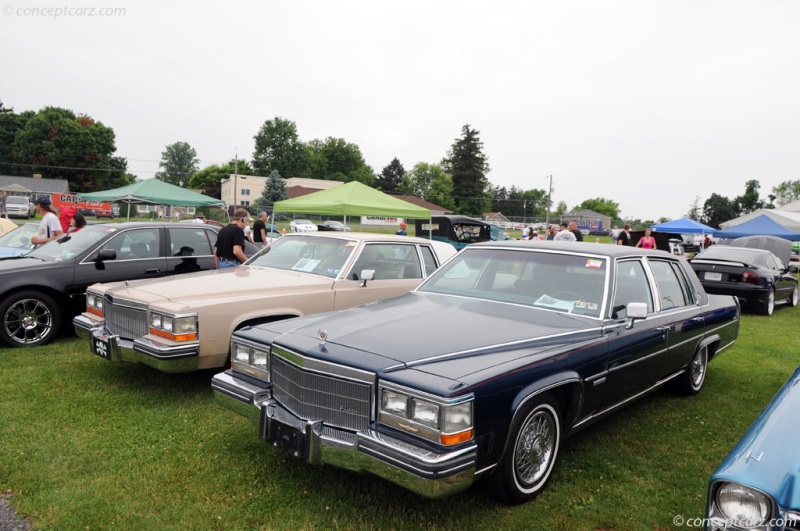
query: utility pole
[
  {"left": 234, "top": 148, "right": 238, "bottom": 210},
  {"left": 545, "top": 175, "right": 553, "bottom": 227}
]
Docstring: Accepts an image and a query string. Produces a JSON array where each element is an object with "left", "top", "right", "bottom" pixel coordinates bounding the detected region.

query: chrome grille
[
  {"left": 271, "top": 350, "right": 374, "bottom": 432},
  {"left": 104, "top": 297, "right": 148, "bottom": 339}
]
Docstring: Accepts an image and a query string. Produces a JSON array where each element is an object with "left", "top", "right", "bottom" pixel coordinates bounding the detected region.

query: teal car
[{"left": 705, "top": 366, "right": 800, "bottom": 530}]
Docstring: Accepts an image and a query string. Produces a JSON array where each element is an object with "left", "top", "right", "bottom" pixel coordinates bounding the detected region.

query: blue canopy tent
[
  {"left": 651, "top": 218, "right": 716, "bottom": 234},
  {"left": 715, "top": 214, "right": 800, "bottom": 241}
]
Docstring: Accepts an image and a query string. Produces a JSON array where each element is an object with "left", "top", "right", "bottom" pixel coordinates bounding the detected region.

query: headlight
[
  {"left": 379, "top": 383, "right": 473, "bottom": 446},
  {"left": 86, "top": 292, "right": 104, "bottom": 317},
  {"left": 148, "top": 311, "right": 197, "bottom": 341},
  {"left": 230, "top": 339, "right": 270, "bottom": 380},
  {"left": 716, "top": 482, "right": 771, "bottom": 528}
]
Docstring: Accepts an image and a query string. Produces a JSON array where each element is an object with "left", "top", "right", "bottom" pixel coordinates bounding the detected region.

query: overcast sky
[{"left": 2, "top": 0, "right": 799, "bottom": 220}]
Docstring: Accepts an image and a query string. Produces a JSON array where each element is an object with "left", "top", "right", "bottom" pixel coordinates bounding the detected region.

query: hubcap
[
  {"left": 515, "top": 409, "right": 555, "bottom": 486},
  {"left": 4, "top": 298, "right": 53, "bottom": 345},
  {"left": 768, "top": 291, "right": 775, "bottom": 314},
  {"left": 691, "top": 348, "right": 707, "bottom": 388}
]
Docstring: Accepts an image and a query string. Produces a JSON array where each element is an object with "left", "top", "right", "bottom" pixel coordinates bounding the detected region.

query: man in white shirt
[
  {"left": 553, "top": 222, "right": 577, "bottom": 242},
  {"left": 31, "top": 196, "right": 64, "bottom": 245}
]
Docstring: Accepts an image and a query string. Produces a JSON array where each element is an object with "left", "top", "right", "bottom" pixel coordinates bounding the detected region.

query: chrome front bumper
[
  {"left": 212, "top": 370, "right": 478, "bottom": 499},
  {"left": 74, "top": 314, "right": 200, "bottom": 373}
]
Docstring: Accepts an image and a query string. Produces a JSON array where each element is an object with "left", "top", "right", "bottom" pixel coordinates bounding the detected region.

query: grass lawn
[{"left": 1, "top": 303, "right": 798, "bottom": 529}]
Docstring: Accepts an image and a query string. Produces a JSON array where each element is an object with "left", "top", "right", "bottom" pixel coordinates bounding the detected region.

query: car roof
[
  {"left": 467, "top": 240, "right": 673, "bottom": 258},
  {"left": 280, "top": 231, "right": 438, "bottom": 244},
  {"left": 84, "top": 222, "right": 221, "bottom": 230}
]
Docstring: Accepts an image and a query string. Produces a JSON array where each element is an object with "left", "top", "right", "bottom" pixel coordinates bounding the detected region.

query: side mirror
[
  {"left": 359, "top": 269, "right": 375, "bottom": 287},
  {"left": 96, "top": 249, "right": 116, "bottom": 262},
  {"left": 625, "top": 302, "right": 648, "bottom": 329}
]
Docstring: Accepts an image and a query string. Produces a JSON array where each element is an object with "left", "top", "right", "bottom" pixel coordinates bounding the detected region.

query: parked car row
[{"left": 9, "top": 226, "right": 800, "bottom": 514}]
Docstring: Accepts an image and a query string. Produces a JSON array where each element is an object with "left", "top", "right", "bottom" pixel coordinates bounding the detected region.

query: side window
[
  {"left": 168, "top": 228, "right": 213, "bottom": 257},
  {"left": 612, "top": 260, "right": 654, "bottom": 318},
  {"left": 420, "top": 245, "right": 438, "bottom": 276},
  {"left": 104, "top": 228, "right": 161, "bottom": 259},
  {"left": 649, "top": 260, "right": 688, "bottom": 310},
  {"left": 350, "top": 243, "right": 422, "bottom": 280}
]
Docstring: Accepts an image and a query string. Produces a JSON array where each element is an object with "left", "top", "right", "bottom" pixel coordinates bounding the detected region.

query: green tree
[
  {"left": 554, "top": 201, "right": 568, "bottom": 217},
  {"left": 685, "top": 196, "right": 702, "bottom": 220},
  {"left": 701, "top": 193, "right": 737, "bottom": 228},
  {"left": 252, "top": 117, "right": 308, "bottom": 177},
  {"left": 402, "top": 162, "right": 455, "bottom": 211},
  {"left": 305, "top": 137, "right": 373, "bottom": 185},
  {"left": 575, "top": 197, "right": 620, "bottom": 220},
  {"left": 771, "top": 180, "right": 800, "bottom": 206},
  {"left": 189, "top": 159, "right": 253, "bottom": 198},
  {"left": 734, "top": 179, "right": 768, "bottom": 215},
  {"left": 11, "top": 106, "right": 130, "bottom": 192},
  {"left": 155, "top": 141, "right": 199, "bottom": 185},
  {"left": 254, "top": 170, "right": 288, "bottom": 210},
  {"left": 375, "top": 158, "right": 406, "bottom": 193},
  {"left": 442, "top": 124, "right": 491, "bottom": 216}
]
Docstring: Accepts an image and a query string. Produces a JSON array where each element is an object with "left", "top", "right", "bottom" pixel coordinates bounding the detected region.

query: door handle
[
  {"left": 145, "top": 268, "right": 160, "bottom": 274},
  {"left": 656, "top": 326, "right": 670, "bottom": 331}
]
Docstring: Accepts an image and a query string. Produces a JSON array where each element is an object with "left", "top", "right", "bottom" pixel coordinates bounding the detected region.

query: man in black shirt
[
  {"left": 569, "top": 221, "right": 584, "bottom": 242},
  {"left": 617, "top": 224, "right": 633, "bottom": 246},
  {"left": 214, "top": 208, "right": 248, "bottom": 268},
  {"left": 252, "top": 211, "right": 269, "bottom": 248}
]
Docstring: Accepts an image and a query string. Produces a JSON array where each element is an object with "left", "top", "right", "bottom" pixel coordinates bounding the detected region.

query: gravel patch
[{"left": 0, "top": 491, "right": 31, "bottom": 531}]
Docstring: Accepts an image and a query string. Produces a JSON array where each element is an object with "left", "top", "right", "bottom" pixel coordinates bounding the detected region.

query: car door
[
  {"left": 165, "top": 226, "right": 217, "bottom": 274},
  {"left": 767, "top": 253, "right": 795, "bottom": 301},
  {"left": 74, "top": 227, "right": 167, "bottom": 290},
  {"left": 601, "top": 258, "right": 669, "bottom": 408},
  {"left": 647, "top": 258, "right": 705, "bottom": 375},
  {"left": 332, "top": 242, "right": 426, "bottom": 310}
]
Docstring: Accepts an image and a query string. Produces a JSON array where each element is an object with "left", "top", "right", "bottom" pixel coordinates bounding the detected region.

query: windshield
[
  {"left": 0, "top": 224, "right": 38, "bottom": 248},
  {"left": 7, "top": 197, "right": 28, "bottom": 204},
  {"left": 246, "top": 235, "right": 357, "bottom": 278},
  {"left": 419, "top": 248, "right": 609, "bottom": 318},
  {"left": 28, "top": 225, "right": 112, "bottom": 262}
]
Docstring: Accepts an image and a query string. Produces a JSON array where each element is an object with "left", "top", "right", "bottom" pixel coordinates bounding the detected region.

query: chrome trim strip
[
  {"left": 607, "top": 347, "right": 669, "bottom": 373},
  {"left": 572, "top": 370, "right": 683, "bottom": 429},
  {"left": 585, "top": 371, "right": 608, "bottom": 383},
  {"left": 404, "top": 327, "right": 603, "bottom": 369}
]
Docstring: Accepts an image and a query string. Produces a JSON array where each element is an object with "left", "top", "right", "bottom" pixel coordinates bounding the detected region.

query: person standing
[
  {"left": 610, "top": 226, "right": 620, "bottom": 244},
  {"left": 569, "top": 221, "right": 584, "bottom": 242},
  {"left": 617, "top": 224, "right": 633, "bottom": 246},
  {"left": 636, "top": 228, "right": 657, "bottom": 249},
  {"left": 214, "top": 208, "right": 248, "bottom": 269},
  {"left": 521, "top": 225, "right": 530, "bottom": 240},
  {"left": 395, "top": 222, "right": 407, "bottom": 236},
  {"left": 252, "top": 211, "right": 269, "bottom": 248},
  {"left": 69, "top": 212, "right": 87, "bottom": 232},
  {"left": 193, "top": 213, "right": 206, "bottom": 224},
  {"left": 546, "top": 225, "right": 558, "bottom": 240},
  {"left": 31, "top": 196, "right": 64, "bottom": 245},
  {"left": 553, "top": 223, "right": 577, "bottom": 241},
  {"left": 0, "top": 191, "right": 7, "bottom": 219},
  {"left": 242, "top": 213, "right": 255, "bottom": 245}
]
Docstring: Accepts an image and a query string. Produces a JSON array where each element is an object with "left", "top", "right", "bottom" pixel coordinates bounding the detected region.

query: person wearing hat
[
  {"left": 395, "top": 221, "right": 407, "bottom": 236},
  {"left": 193, "top": 212, "right": 206, "bottom": 224},
  {"left": 31, "top": 195, "right": 64, "bottom": 245},
  {"left": 553, "top": 222, "right": 577, "bottom": 242}
]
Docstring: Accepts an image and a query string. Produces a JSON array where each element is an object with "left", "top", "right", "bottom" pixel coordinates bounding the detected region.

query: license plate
[
  {"left": 705, "top": 272, "right": 722, "bottom": 281},
  {"left": 271, "top": 421, "right": 306, "bottom": 459},
  {"left": 93, "top": 336, "right": 111, "bottom": 360}
]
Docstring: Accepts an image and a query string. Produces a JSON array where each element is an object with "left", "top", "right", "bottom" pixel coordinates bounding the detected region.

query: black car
[
  {"left": 317, "top": 220, "right": 351, "bottom": 232},
  {"left": 0, "top": 222, "right": 258, "bottom": 347},
  {"left": 213, "top": 242, "right": 739, "bottom": 503},
  {"left": 690, "top": 245, "right": 799, "bottom": 315}
]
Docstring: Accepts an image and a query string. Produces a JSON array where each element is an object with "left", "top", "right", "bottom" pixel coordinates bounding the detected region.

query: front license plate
[
  {"left": 272, "top": 421, "right": 306, "bottom": 459},
  {"left": 705, "top": 272, "right": 722, "bottom": 281},
  {"left": 93, "top": 336, "right": 111, "bottom": 360}
]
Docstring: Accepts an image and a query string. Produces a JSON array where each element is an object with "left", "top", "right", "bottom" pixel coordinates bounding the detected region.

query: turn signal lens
[{"left": 441, "top": 429, "right": 473, "bottom": 446}]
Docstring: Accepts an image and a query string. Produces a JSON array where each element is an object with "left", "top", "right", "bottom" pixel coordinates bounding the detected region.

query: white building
[{"left": 220, "top": 175, "right": 343, "bottom": 208}]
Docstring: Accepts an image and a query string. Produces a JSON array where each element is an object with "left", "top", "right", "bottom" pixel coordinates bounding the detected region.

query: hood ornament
[{"left": 318, "top": 329, "right": 328, "bottom": 345}]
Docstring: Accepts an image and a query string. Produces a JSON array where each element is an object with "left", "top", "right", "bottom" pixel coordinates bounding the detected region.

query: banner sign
[
  {"left": 51, "top": 194, "right": 112, "bottom": 212},
  {"left": 360, "top": 216, "right": 404, "bottom": 226}
]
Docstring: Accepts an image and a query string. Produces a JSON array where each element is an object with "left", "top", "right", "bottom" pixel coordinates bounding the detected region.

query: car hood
[
  {"left": 0, "top": 255, "right": 55, "bottom": 269},
  {"left": 268, "top": 292, "right": 600, "bottom": 379},
  {"left": 104, "top": 265, "right": 334, "bottom": 306},
  {"left": 711, "top": 366, "right": 800, "bottom": 511}
]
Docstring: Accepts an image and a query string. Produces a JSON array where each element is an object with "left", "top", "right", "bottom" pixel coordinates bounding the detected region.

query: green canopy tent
[
  {"left": 273, "top": 181, "right": 431, "bottom": 230},
  {"left": 78, "top": 179, "right": 225, "bottom": 221}
]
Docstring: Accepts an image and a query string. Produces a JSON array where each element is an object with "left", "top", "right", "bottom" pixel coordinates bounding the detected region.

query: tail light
[{"left": 741, "top": 271, "right": 761, "bottom": 284}]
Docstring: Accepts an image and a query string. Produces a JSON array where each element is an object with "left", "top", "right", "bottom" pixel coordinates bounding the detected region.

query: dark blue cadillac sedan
[{"left": 212, "top": 241, "right": 740, "bottom": 504}]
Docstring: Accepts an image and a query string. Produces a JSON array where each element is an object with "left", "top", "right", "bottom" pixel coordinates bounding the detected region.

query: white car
[
  {"left": 290, "top": 219, "right": 318, "bottom": 232},
  {"left": 5, "top": 196, "right": 35, "bottom": 219}
]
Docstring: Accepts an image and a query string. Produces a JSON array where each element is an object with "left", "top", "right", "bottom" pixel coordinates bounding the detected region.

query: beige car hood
[{"left": 106, "top": 266, "right": 334, "bottom": 306}]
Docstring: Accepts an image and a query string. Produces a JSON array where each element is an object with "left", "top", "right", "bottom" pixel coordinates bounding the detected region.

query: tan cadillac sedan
[{"left": 73, "top": 232, "right": 457, "bottom": 373}]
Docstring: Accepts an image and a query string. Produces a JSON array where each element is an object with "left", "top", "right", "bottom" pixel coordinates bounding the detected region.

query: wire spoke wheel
[
  {"left": 690, "top": 346, "right": 708, "bottom": 390},
  {"left": 514, "top": 409, "right": 556, "bottom": 487}
]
